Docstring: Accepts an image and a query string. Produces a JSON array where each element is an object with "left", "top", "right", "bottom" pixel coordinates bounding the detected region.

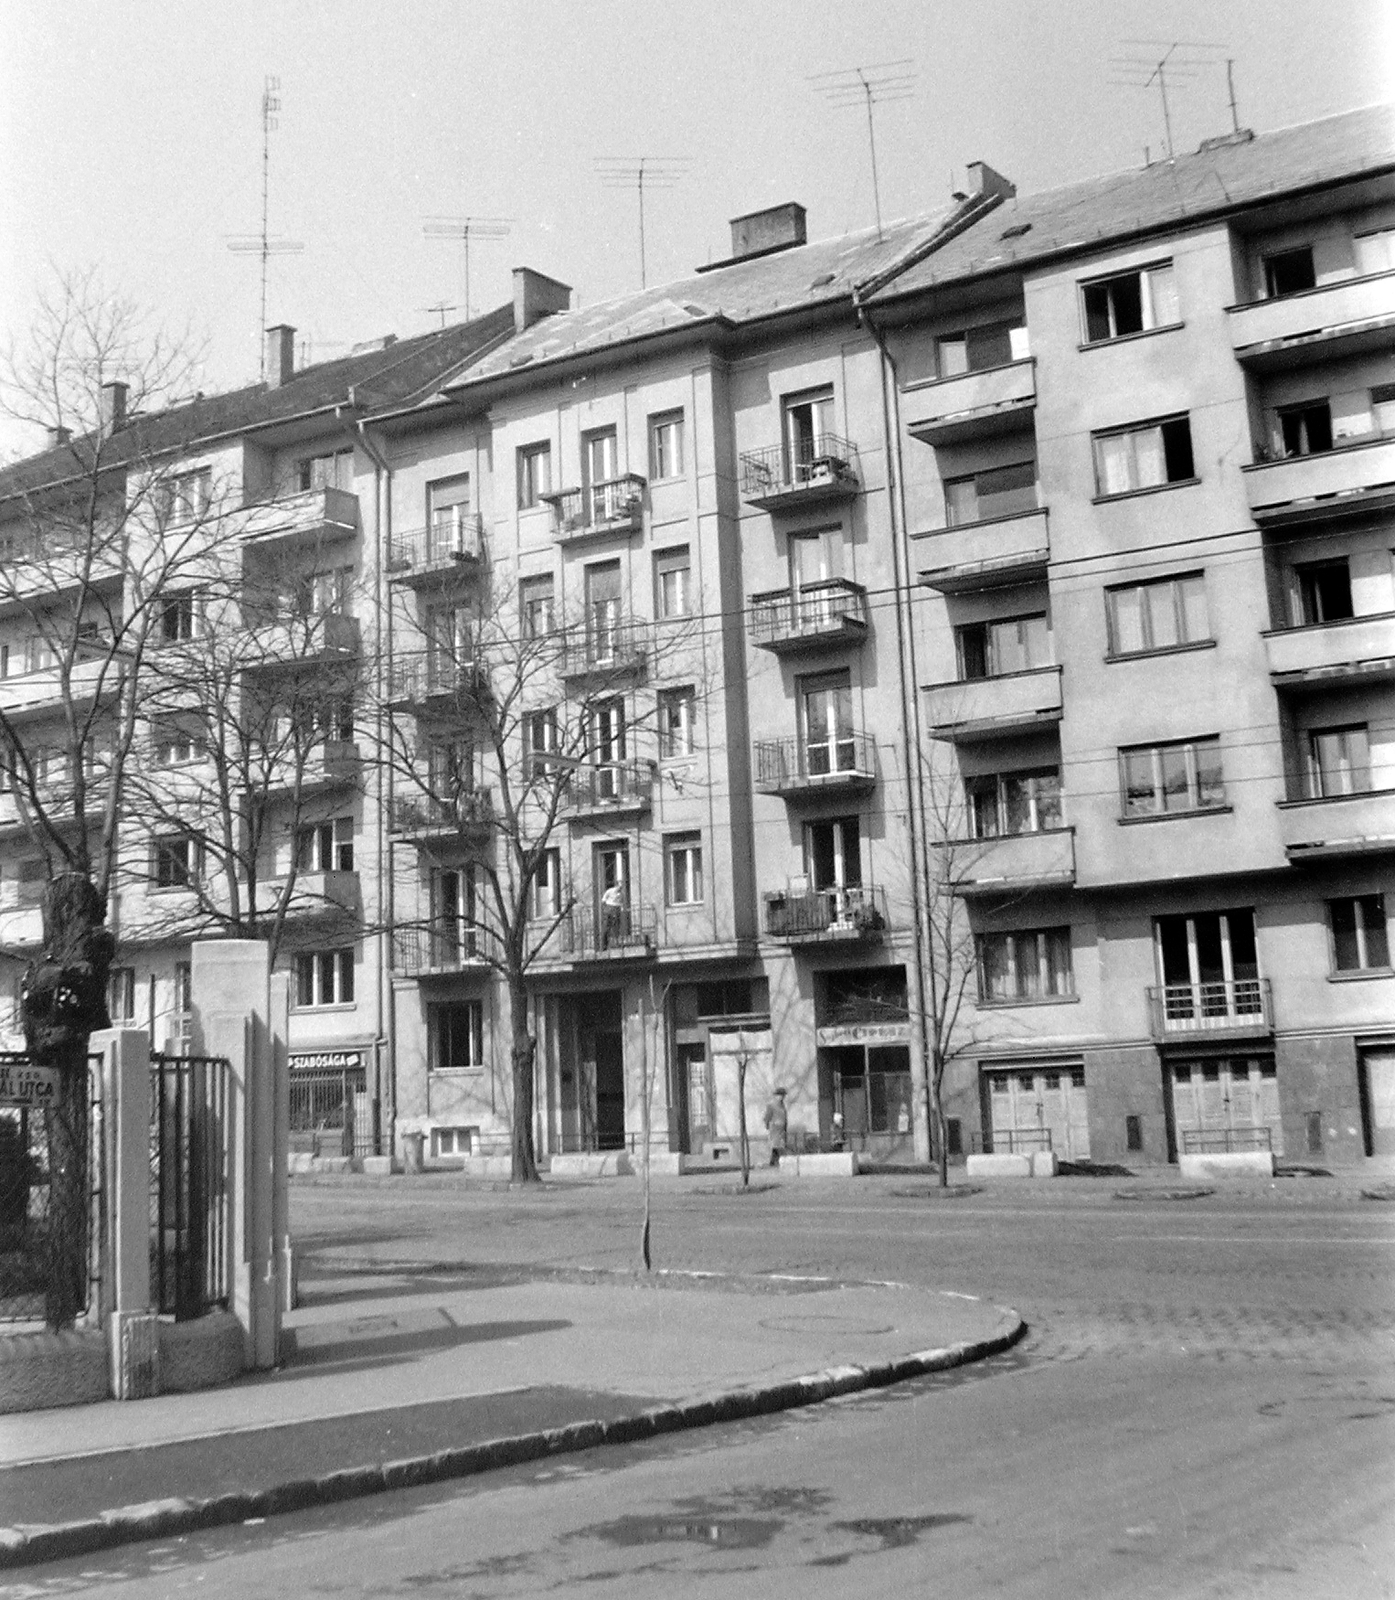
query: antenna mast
[
  {"left": 595, "top": 159, "right": 690, "bottom": 288},
  {"left": 809, "top": 60, "right": 916, "bottom": 241},
  {"left": 1111, "top": 40, "right": 1230, "bottom": 161},
  {"left": 423, "top": 217, "right": 513, "bottom": 320},
  {"left": 226, "top": 77, "right": 304, "bottom": 379}
]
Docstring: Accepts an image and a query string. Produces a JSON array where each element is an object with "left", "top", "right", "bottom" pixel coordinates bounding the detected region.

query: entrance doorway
[
  {"left": 984, "top": 1064, "right": 1090, "bottom": 1159},
  {"left": 1167, "top": 1056, "right": 1282, "bottom": 1159},
  {"left": 1359, "top": 1048, "right": 1395, "bottom": 1156},
  {"left": 573, "top": 991, "right": 625, "bottom": 1152}
]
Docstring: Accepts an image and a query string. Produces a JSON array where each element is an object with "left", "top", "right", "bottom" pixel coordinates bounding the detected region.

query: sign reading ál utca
[{"left": 0, "top": 1061, "right": 61, "bottom": 1107}]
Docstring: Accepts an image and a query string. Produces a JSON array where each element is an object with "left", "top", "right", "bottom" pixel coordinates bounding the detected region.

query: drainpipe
[{"left": 853, "top": 290, "right": 936, "bottom": 1168}]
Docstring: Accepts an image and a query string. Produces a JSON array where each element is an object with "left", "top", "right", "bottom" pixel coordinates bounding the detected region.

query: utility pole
[{"left": 227, "top": 77, "right": 304, "bottom": 379}]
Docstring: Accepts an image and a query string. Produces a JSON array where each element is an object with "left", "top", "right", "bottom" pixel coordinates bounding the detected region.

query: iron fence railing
[
  {"left": 390, "top": 789, "right": 493, "bottom": 836},
  {"left": 557, "top": 618, "right": 649, "bottom": 680},
  {"left": 149, "top": 1052, "right": 231, "bottom": 1321},
  {"left": 1147, "top": 978, "right": 1272, "bottom": 1036},
  {"left": 748, "top": 580, "right": 869, "bottom": 648},
  {"left": 1179, "top": 1125, "right": 1273, "bottom": 1154},
  {"left": 764, "top": 884, "right": 888, "bottom": 940},
  {"left": 386, "top": 514, "right": 486, "bottom": 575},
  {"left": 387, "top": 653, "right": 489, "bottom": 707},
  {"left": 393, "top": 923, "right": 484, "bottom": 974},
  {"left": 739, "top": 433, "right": 861, "bottom": 499},
  {"left": 753, "top": 731, "right": 877, "bottom": 791},
  {"left": 564, "top": 904, "right": 658, "bottom": 958},
  {"left": 564, "top": 762, "right": 655, "bottom": 812},
  {"left": 545, "top": 474, "right": 646, "bottom": 539},
  {"left": 288, "top": 1067, "right": 379, "bottom": 1161}
]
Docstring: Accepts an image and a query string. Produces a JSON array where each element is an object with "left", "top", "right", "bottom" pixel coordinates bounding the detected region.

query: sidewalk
[{"left": 0, "top": 1263, "right": 1022, "bottom": 1569}]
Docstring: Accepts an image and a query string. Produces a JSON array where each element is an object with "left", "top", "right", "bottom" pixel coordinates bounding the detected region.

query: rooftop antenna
[
  {"left": 1225, "top": 58, "right": 1241, "bottom": 134},
  {"left": 1110, "top": 40, "right": 1230, "bottom": 159},
  {"left": 595, "top": 158, "right": 691, "bottom": 288},
  {"left": 422, "top": 217, "right": 512, "bottom": 320},
  {"left": 420, "top": 301, "right": 461, "bottom": 330},
  {"left": 809, "top": 59, "right": 916, "bottom": 241},
  {"left": 226, "top": 77, "right": 305, "bottom": 379}
]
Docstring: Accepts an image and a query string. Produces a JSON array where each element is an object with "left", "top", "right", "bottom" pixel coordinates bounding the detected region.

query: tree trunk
[
  {"left": 22, "top": 873, "right": 115, "bottom": 1330},
  {"left": 737, "top": 1055, "right": 750, "bottom": 1189},
  {"left": 929, "top": 1055, "right": 948, "bottom": 1189},
  {"left": 508, "top": 978, "right": 540, "bottom": 1183}
]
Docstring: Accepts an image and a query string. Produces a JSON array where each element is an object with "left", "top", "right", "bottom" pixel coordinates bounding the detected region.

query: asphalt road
[{"left": 4, "top": 1175, "right": 1393, "bottom": 1598}]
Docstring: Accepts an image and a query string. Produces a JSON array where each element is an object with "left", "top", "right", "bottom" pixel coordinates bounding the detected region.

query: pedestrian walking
[{"left": 763, "top": 1086, "right": 788, "bottom": 1166}]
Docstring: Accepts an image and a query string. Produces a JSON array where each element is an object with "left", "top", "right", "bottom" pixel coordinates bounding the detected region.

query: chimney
[
  {"left": 959, "top": 162, "right": 1016, "bottom": 202},
  {"left": 512, "top": 269, "right": 572, "bottom": 335},
  {"left": 47, "top": 425, "right": 72, "bottom": 448},
  {"left": 99, "top": 381, "right": 128, "bottom": 431},
  {"left": 264, "top": 324, "right": 296, "bottom": 389},
  {"left": 729, "top": 203, "right": 807, "bottom": 263}
]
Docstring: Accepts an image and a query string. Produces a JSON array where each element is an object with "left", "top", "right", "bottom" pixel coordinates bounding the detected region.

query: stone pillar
[
  {"left": 190, "top": 942, "right": 285, "bottom": 1370},
  {"left": 94, "top": 1027, "right": 159, "bottom": 1400}
]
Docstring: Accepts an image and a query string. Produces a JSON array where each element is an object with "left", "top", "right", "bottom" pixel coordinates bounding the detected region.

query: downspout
[{"left": 854, "top": 290, "right": 936, "bottom": 1167}]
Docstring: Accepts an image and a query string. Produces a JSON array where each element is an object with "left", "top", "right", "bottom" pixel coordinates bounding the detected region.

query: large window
[
  {"left": 799, "top": 670, "right": 856, "bottom": 774},
  {"left": 432, "top": 1001, "right": 484, "bottom": 1070},
  {"left": 517, "top": 442, "right": 552, "bottom": 509},
  {"left": 427, "top": 474, "right": 472, "bottom": 553},
  {"left": 520, "top": 574, "right": 555, "bottom": 639},
  {"left": 1294, "top": 560, "right": 1353, "bottom": 624},
  {"left": 1276, "top": 399, "right": 1333, "bottom": 457},
  {"left": 1329, "top": 895, "right": 1390, "bottom": 973},
  {"left": 153, "top": 833, "right": 199, "bottom": 889},
  {"left": 665, "top": 833, "right": 704, "bottom": 906},
  {"left": 783, "top": 387, "right": 836, "bottom": 476},
  {"left": 1106, "top": 572, "right": 1210, "bottom": 656},
  {"left": 1080, "top": 262, "right": 1178, "bottom": 343},
  {"left": 294, "top": 949, "right": 355, "bottom": 1007},
  {"left": 654, "top": 546, "right": 691, "bottom": 619},
  {"left": 805, "top": 816, "right": 861, "bottom": 891},
  {"left": 1263, "top": 246, "right": 1316, "bottom": 298},
  {"left": 957, "top": 612, "right": 1049, "bottom": 680},
  {"left": 524, "top": 708, "right": 560, "bottom": 778},
  {"left": 967, "top": 768, "right": 1062, "bottom": 837},
  {"left": 295, "top": 816, "right": 354, "bottom": 873},
  {"left": 978, "top": 927, "right": 1073, "bottom": 1002},
  {"left": 158, "top": 468, "right": 212, "bottom": 523},
  {"left": 1093, "top": 416, "right": 1194, "bottom": 496},
  {"left": 937, "top": 319, "right": 1029, "bottom": 374},
  {"left": 944, "top": 460, "right": 1037, "bottom": 526},
  {"left": 649, "top": 410, "right": 685, "bottom": 480},
  {"left": 297, "top": 450, "right": 353, "bottom": 492},
  {"left": 159, "top": 590, "right": 201, "bottom": 643},
  {"left": 1308, "top": 725, "right": 1371, "bottom": 798},
  {"left": 530, "top": 847, "right": 562, "bottom": 920},
  {"left": 658, "top": 686, "right": 696, "bottom": 758},
  {"left": 1121, "top": 736, "right": 1225, "bottom": 818}
]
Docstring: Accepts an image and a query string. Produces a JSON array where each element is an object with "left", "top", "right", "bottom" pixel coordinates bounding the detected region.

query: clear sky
[{"left": 1, "top": 0, "right": 1390, "bottom": 457}]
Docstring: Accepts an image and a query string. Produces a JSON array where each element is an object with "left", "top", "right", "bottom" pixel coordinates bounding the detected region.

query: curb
[{"left": 0, "top": 1311, "right": 1025, "bottom": 1570}]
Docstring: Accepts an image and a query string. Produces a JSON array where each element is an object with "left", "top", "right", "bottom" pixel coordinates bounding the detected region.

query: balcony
[
  {"left": 924, "top": 665, "right": 1062, "bottom": 743},
  {"left": 386, "top": 515, "right": 485, "bottom": 585},
  {"left": 739, "top": 434, "right": 861, "bottom": 510},
  {"left": 748, "top": 580, "right": 869, "bottom": 654},
  {"left": 240, "top": 486, "right": 359, "bottom": 550},
  {"left": 390, "top": 789, "right": 493, "bottom": 841},
  {"left": 0, "top": 658, "right": 109, "bottom": 722},
  {"left": 1147, "top": 978, "right": 1273, "bottom": 1041},
  {"left": 269, "top": 740, "right": 361, "bottom": 795},
  {"left": 563, "top": 904, "right": 658, "bottom": 961},
  {"left": 764, "top": 884, "right": 888, "bottom": 944},
  {"left": 394, "top": 923, "right": 486, "bottom": 976},
  {"left": 906, "top": 359, "right": 1037, "bottom": 445},
  {"left": 0, "top": 780, "right": 108, "bottom": 836},
  {"left": 563, "top": 762, "right": 655, "bottom": 820},
  {"left": 272, "top": 870, "right": 361, "bottom": 918},
  {"left": 1262, "top": 612, "right": 1395, "bottom": 689},
  {"left": 917, "top": 507, "right": 1050, "bottom": 593},
  {"left": 1227, "top": 270, "right": 1395, "bottom": 371},
  {"left": 1242, "top": 435, "right": 1395, "bottom": 525},
  {"left": 753, "top": 732, "right": 877, "bottom": 799},
  {"left": 952, "top": 827, "right": 1076, "bottom": 897},
  {"left": 557, "top": 620, "right": 648, "bottom": 687},
  {"left": 1278, "top": 787, "right": 1395, "bottom": 862},
  {"left": 387, "top": 653, "right": 490, "bottom": 714},
  {"left": 542, "top": 475, "right": 646, "bottom": 545},
  {"left": 243, "top": 610, "right": 361, "bottom": 671}
]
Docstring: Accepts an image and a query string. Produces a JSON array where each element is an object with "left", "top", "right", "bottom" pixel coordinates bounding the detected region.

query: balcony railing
[
  {"left": 1147, "top": 978, "right": 1273, "bottom": 1039},
  {"left": 753, "top": 732, "right": 877, "bottom": 797},
  {"left": 269, "top": 869, "right": 361, "bottom": 917},
  {"left": 1227, "top": 269, "right": 1395, "bottom": 369},
  {"left": 394, "top": 923, "right": 485, "bottom": 975},
  {"left": 764, "top": 884, "right": 887, "bottom": 943},
  {"left": 1242, "top": 434, "right": 1395, "bottom": 524},
  {"left": 1262, "top": 611, "right": 1395, "bottom": 687},
  {"left": 242, "top": 610, "right": 361, "bottom": 669},
  {"left": 563, "top": 762, "right": 655, "bottom": 816},
  {"left": 268, "top": 740, "right": 360, "bottom": 794},
  {"left": 1179, "top": 1125, "right": 1273, "bottom": 1155},
  {"left": 563, "top": 903, "right": 657, "bottom": 959},
  {"left": 390, "top": 789, "right": 493, "bottom": 838},
  {"left": 916, "top": 507, "right": 1051, "bottom": 593},
  {"left": 748, "top": 580, "right": 869, "bottom": 653},
  {"left": 924, "top": 665, "right": 1063, "bottom": 742},
  {"left": 1278, "top": 785, "right": 1395, "bottom": 861},
  {"left": 739, "top": 434, "right": 861, "bottom": 509},
  {"left": 557, "top": 619, "right": 648, "bottom": 683},
  {"left": 240, "top": 485, "right": 359, "bottom": 548},
  {"left": 953, "top": 827, "right": 1076, "bottom": 895},
  {"left": 387, "top": 653, "right": 489, "bottom": 709},
  {"left": 386, "top": 515, "right": 485, "bottom": 581},
  {"left": 543, "top": 475, "right": 646, "bottom": 543},
  {"left": 905, "top": 358, "right": 1037, "bottom": 445}
]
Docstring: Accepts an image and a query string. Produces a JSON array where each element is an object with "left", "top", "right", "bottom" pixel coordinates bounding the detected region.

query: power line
[
  {"left": 594, "top": 158, "right": 691, "bottom": 288},
  {"left": 226, "top": 77, "right": 304, "bottom": 379},
  {"left": 809, "top": 60, "right": 916, "bottom": 241},
  {"left": 423, "top": 217, "right": 513, "bottom": 321}
]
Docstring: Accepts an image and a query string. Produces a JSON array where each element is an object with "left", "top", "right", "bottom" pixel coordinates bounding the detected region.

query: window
[
  {"left": 1093, "top": 416, "right": 1194, "bottom": 496},
  {"left": 427, "top": 474, "right": 472, "bottom": 551},
  {"left": 524, "top": 708, "right": 560, "bottom": 778},
  {"left": 1372, "top": 382, "right": 1395, "bottom": 435},
  {"left": 585, "top": 561, "right": 622, "bottom": 661},
  {"left": 295, "top": 817, "right": 354, "bottom": 873},
  {"left": 978, "top": 927, "right": 1073, "bottom": 1002},
  {"left": 294, "top": 566, "right": 351, "bottom": 618},
  {"left": 1294, "top": 560, "right": 1353, "bottom": 625},
  {"left": 159, "top": 590, "right": 200, "bottom": 643},
  {"left": 520, "top": 574, "right": 555, "bottom": 639},
  {"left": 944, "top": 460, "right": 1037, "bottom": 526},
  {"left": 658, "top": 686, "right": 696, "bottom": 758},
  {"left": 957, "top": 613, "right": 1049, "bottom": 680},
  {"left": 805, "top": 816, "right": 861, "bottom": 891},
  {"left": 1080, "top": 262, "right": 1179, "bottom": 343},
  {"left": 517, "top": 442, "right": 552, "bottom": 509},
  {"left": 937, "top": 319, "right": 1029, "bottom": 375},
  {"left": 153, "top": 833, "right": 199, "bottom": 888},
  {"left": 298, "top": 450, "right": 353, "bottom": 492},
  {"left": 153, "top": 722, "right": 205, "bottom": 767},
  {"left": 967, "top": 768, "right": 1062, "bottom": 837},
  {"left": 432, "top": 1001, "right": 484, "bottom": 1070},
  {"left": 1106, "top": 572, "right": 1210, "bottom": 656},
  {"left": 783, "top": 387, "right": 836, "bottom": 478},
  {"left": 1277, "top": 399, "right": 1333, "bottom": 457},
  {"left": 800, "top": 670, "right": 856, "bottom": 774},
  {"left": 589, "top": 698, "right": 626, "bottom": 792},
  {"left": 295, "top": 949, "right": 355, "bottom": 1007},
  {"left": 158, "top": 468, "right": 211, "bottom": 523},
  {"left": 433, "top": 867, "right": 477, "bottom": 959},
  {"left": 1156, "top": 910, "right": 1259, "bottom": 1004},
  {"left": 530, "top": 847, "right": 562, "bottom": 920},
  {"left": 1120, "top": 736, "right": 1225, "bottom": 817},
  {"left": 426, "top": 739, "right": 474, "bottom": 805},
  {"left": 1307, "top": 725, "right": 1371, "bottom": 798},
  {"left": 1356, "top": 228, "right": 1395, "bottom": 276},
  {"left": 655, "top": 546, "right": 691, "bottom": 619},
  {"left": 173, "top": 961, "right": 192, "bottom": 1022},
  {"left": 649, "top": 410, "right": 685, "bottom": 480},
  {"left": 296, "top": 695, "right": 355, "bottom": 746},
  {"left": 1263, "top": 246, "right": 1316, "bottom": 298},
  {"left": 665, "top": 833, "right": 703, "bottom": 906},
  {"left": 1330, "top": 895, "right": 1390, "bottom": 973},
  {"left": 108, "top": 966, "right": 136, "bottom": 1024}
]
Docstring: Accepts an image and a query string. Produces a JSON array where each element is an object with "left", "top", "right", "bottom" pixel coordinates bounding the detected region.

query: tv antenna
[
  {"left": 809, "top": 59, "right": 916, "bottom": 241},
  {"left": 423, "top": 217, "right": 512, "bottom": 320},
  {"left": 226, "top": 77, "right": 305, "bottom": 379},
  {"left": 595, "top": 157, "right": 691, "bottom": 288},
  {"left": 1110, "top": 40, "right": 1231, "bottom": 159},
  {"left": 420, "top": 301, "right": 461, "bottom": 330}
]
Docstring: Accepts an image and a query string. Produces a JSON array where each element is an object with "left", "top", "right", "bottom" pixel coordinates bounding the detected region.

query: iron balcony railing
[
  {"left": 1147, "top": 978, "right": 1273, "bottom": 1037},
  {"left": 564, "top": 903, "right": 658, "bottom": 959},
  {"left": 544, "top": 475, "right": 646, "bottom": 541},
  {"left": 149, "top": 1052, "right": 232, "bottom": 1322},
  {"left": 390, "top": 789, "right": 493, "bottom": 837},
  {"left": 739, "top": 433, "right": 861, "bottom": 502},
  {"left": 763, "top": 883, "right": 888, "bottom": 941},
  {"left": 564, "top": 762, "right": 655, "bottom": 813},
  {"left": 557, "top": 618, "right": 649, "bottom": 681},
  {"left": 387, "top": 652, "right": 489, "bottom": 707},
  {"left": 753, "top": 731, "right": 877, "bottom": 793},
  {"left": 386, "top": 514, "right": 486, "bottom": 578},
  {"left": 393, "top": 923, "right": 484, "bottom": 974},
  {"left": 748, "top": 580, "right": 869, "bottom": 650}
]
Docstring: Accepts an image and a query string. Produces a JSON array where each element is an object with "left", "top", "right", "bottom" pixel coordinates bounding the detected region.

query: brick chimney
[
  {"left": 99, "top": 381, "right": 128, "bottom": 431},
  {"left": 512, "top": 269, "right": 572, "bottom": 335},
  {"left": 729, "top": 203, "right": 807, "bottom": 263},
  {"left": 954, "top": 162, "right": 1016, "bottom": 202},
  {"left": 264, "top": 325, "right": 295, "bottom": 389}
]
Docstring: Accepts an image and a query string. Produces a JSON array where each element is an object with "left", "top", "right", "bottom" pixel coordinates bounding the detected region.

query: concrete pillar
[
  {"left": 94, "top": 1026, "right": 159, "bottom": 1400},
  {"left": 190, "top": 942, "right": 288, "bottom": 1370}
]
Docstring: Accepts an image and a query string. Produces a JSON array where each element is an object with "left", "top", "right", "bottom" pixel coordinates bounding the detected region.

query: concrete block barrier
[
  {"left": 1179, "top": 1151, "right": 1275, "bottom": 1179},
  {"left": 966, "top": 1153, "right": 1033, "bottom": 1179}
]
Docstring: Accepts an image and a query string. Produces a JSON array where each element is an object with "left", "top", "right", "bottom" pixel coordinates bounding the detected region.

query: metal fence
[
  {"left": 289, "top": 1067, "right": 380, "bottom": 1160},
  {"left": 149, "top": 1052, "right": 231, "bottom": 1321},
  {"left": 1179, "top": 1125, "right": 1273, "bottom": 1155},
  {"left": 978, "top": 1125, "right": 1054, "bottom": 1155}
]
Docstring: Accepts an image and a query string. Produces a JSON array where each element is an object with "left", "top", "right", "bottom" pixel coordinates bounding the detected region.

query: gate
[
  {"left": 288, "top": 1067, "right": 379, "bottom": 1159},
  {"left": 149, "top": 1052, "right": 231, "bottom": 1321},
  {"left": 985, "top": 1065, "right": 1091, "bottom": 1160},
  {"left": 1168, "top": 1056, "right": 1283, "bottom": 1161}
]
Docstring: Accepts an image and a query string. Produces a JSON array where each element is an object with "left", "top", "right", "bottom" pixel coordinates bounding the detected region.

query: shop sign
[
  {"left": 816, "top": 1022, "right": 911, "bottom": 1048},
  {"left": 289, "top": 1050, "right": 364, "bottom": 1074},
  {"left": 0, "top": 1061, "right": 61, "bottom": 1107}
]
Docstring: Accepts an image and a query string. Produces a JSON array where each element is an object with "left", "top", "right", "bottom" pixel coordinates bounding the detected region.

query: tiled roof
[{"left": 865, "top": 103, "right": 1395, "bottom": 301}]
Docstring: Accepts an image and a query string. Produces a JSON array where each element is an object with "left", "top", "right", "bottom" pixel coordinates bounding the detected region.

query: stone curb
[{"left": 0, "top": 1310, "right": 1025, "bottom": 1570}]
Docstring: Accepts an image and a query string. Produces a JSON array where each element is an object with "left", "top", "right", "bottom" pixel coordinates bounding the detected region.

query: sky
[{"left": 1, "top": 0, "right": 1390, "bottom": 458}]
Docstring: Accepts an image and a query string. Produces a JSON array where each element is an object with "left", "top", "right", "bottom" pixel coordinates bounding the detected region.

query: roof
[
  {"left": 866, "top": 102, "right": 1395, "bottom": 302},
  {"left": 0, "top": 305, "right": 515, "bottom": 501}
]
